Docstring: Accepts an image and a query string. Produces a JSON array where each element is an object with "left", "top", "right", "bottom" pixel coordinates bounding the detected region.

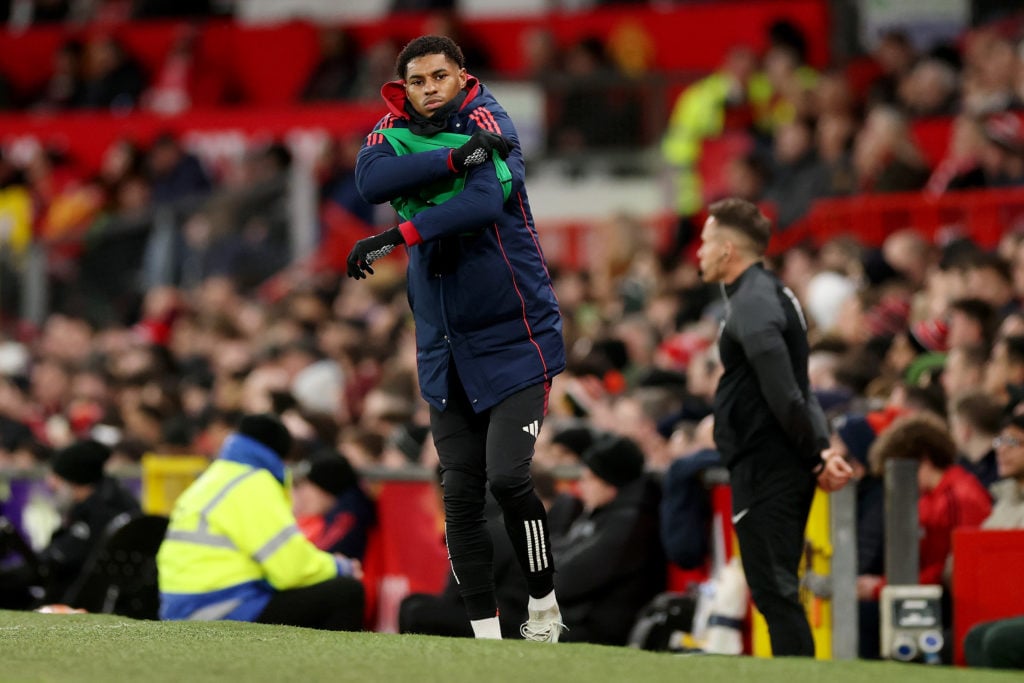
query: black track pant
[
  {"left": 430, "top": 371, "right": 555, "bottom": 621},
  {"left": 730, "top": 453, "right": 817, "bottom": 657},
  {"left": 256, "top": 576, "right": 365, "bottom": 631}
]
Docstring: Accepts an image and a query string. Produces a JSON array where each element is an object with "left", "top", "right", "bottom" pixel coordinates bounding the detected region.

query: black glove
[
  {"left": 346, "top": 227, "right": 404, "bottom": 279},
  {"left": 450, "top": 130, "right": 511, "bottom": 172}
]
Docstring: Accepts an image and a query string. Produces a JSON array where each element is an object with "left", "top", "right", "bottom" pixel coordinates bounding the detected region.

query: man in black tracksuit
[
  {"left": 0, "top": 440, "right": 140, "bottom": 609},
  {"left": 696, "top": 198, "right": 852, "bottom": 657}
]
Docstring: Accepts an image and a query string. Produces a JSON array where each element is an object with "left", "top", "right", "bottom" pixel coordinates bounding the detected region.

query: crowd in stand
[
  {"left": 663, "top": 15, "right": 1024, "bottom": 254},
  {"left": 3, "top": 3, "right": 1024, "bottom": 668}
]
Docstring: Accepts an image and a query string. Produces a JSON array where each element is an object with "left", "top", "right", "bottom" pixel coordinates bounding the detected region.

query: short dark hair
[
  {"left": 966, "top": 250, "right": 1012, "bottom": 284},
  {"left": 949, "top": 343, "right": 989, "bottom": 370},
  {"left": 951, "top": 390, "right": 1004, "bottom": 435},
  {"left": 396, "top": 35, "right": 465, "bottom": 80},
  {"left": 707, "top": 197, "right": 772, "bottom": 254},
  {"left": 949, "top": 297, "right": 997, "bottom": 347}
]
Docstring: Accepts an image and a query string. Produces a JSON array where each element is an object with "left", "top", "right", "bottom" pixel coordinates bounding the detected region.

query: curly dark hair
[
  {"left": 395, "top": 35, "right": 465, "bottom": 80},
  {"left": 868, "top": 410, "right": 956, "bottom": 476}
]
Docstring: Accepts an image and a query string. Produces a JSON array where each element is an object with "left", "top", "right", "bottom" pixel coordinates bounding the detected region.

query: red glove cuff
[{"left": 398, "top": 221, "right": 422, "bottom": 246}]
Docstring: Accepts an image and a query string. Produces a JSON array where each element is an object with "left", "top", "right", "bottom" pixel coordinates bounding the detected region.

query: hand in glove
[
  {"left": 346, "top": 227, "right": 404, "bottom": 279},
  {"left": 450, "top": 130, "right": 511, "bottom": 172}
]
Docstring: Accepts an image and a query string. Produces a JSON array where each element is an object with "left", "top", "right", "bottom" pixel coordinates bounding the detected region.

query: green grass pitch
[{"left": 0, "top": 610, "right": 1019, "bottom": 682}]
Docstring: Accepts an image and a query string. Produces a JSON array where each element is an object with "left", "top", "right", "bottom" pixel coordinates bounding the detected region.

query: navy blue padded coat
[{"left": 356, "top": 75, "right": 565, "bottom": 412}]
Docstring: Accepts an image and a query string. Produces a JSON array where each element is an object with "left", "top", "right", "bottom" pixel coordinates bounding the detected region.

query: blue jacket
[{"left": 356, "top": 76, "right": 565, "bottom": 412}]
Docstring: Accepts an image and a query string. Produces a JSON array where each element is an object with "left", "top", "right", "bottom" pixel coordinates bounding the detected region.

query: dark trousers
[
  {"left": 399, "top": 593, "right": 474, "bottom": 638},
  {"left": 256, "top": 576, "right": 365, "bottom": 631},
  {"left": 730, "top": 454, "right": 817, "bottom": 657},
  {"left": 0, "top": 562, "right": 38, "bottom": 610},
  {"left": 430, "top": 371, "right": 554, "bottom": 620},
  {"left": 964, "top": 616, "right": 1024, "bottom": 669}
]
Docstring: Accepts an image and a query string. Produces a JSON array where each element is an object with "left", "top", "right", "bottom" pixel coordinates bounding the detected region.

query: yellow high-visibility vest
[{"left": 157, "top": 457, "right": 339, "bottom": 612}]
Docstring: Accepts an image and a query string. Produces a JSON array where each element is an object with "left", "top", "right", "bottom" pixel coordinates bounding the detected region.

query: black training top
[{"left": 711, "top": 262, "right": 830, "bottom": 469}]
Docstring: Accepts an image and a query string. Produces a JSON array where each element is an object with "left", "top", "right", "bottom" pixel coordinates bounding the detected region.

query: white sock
[
  {"left": 529, "top": 590, "right": 557, "bottom": 612},
  {"left": 470, "top": 616, "right": 502, "bottom": 639}
]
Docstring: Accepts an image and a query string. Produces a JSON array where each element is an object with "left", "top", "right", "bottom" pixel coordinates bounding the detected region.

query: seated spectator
[
  {"left": 316, "top": 132, "right": 377, "bottom": 228},
  {"left": 961, "top": 28, "right": 1021, "bottom": 116},
  {"left": 157, "top": 414, "right": 365, "bottom": 630},
  {"left": 79, "top": 35, "right": 147, "bottom": 111},
  {"left": 858, "top": 411, "right": 991, "bottom": 647},
  {"left": 865, "top": 29, "right": 918, "bottom": 108},
  {"left": 380, "top": 421, "right": 429, "bottom": 470},
  {"left": 983, "top": 414, "right": 1024, "bottom": 528},
  {"left": 811, "top": 111, "right": 857, "bottom": 197},
  {"left": 660, "top": 415, "right": 720, "bottom": 570},
  {"left": 946, "top": 297, "right": 997, "bottom": 350},
  {"left": 761, "top": 118, "right": 828, "bottom": 229},
  {"left": 552, "top": 434, "right": 665, "bottom": 645},
  {"left": 761, "top": 22, "right": 818, "bottom": 125},
  {"left": 293, "top": 449, "right": 376, "bottom": 561},
  {"left": 520, "top": 27, "right": 562, "bottom": 82},
  {"left": 146, "top": 132, "right": 212, "bottom": 206},
  {"left": 926, "top": 114, "right": 989, "bottom": 195},
  {"left": 941, "top": 344, "right": 989, "bottom": 402},
  {"left": 536, "top": 422, "right": 594, "bottom": 471},
  {"left": 337, "top": 426, "right": 385, "bottom": 470},
  {"left": 722, "top": 151, "right": 769, "bottom": 204},
  {"left": 898, "top": 57, "right": 960, "bottom": 118},
  {"left": 964, "top": 251, "right": 1018, "bottom": 318},
  {"left": 984, "top": 335, "right": 1024, "bottom": 409},
  {"left": 852, "top": 105, "right": 931, "bottom": 193},
  {"left": 548, "top": 36, "right": 636, "bottom": 154},
  {"left": 949, "top": 390, "right": 1002, "bottom": 492},
  {"left": 0, "top": 439, "right": 140, "bottom": 609},
  {"left": 300, "top": 27, "right": 361, "bottom": 102},
  {"left": 975, "top": 112, "right": 1024, "bottom": 188}
]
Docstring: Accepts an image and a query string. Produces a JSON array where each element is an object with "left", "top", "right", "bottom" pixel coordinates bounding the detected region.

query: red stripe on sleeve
[{"left": 479, "top": 107, "right": 502, "bottom": 134}]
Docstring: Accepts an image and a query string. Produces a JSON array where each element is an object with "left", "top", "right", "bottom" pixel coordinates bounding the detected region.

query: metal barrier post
[
  {"left": 287, "top": 159, "right": 317, "bottom": 264},
  {"left": 885, "top": 458, "right": 920, "bottom": 585},
  {"left": 143, "top": 207, "right": 178, "bottom": 289},
  {"left": 21, "top": 242, "right": 48, "bottom": 326},
  {"left": 829, "top": 482, "right": 858, "bottom": 659}
]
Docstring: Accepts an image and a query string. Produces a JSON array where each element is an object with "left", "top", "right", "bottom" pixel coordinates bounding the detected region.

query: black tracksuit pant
[
  {"left": 430, "top": 369, "right": 555, "bottom": 621},
  {"left": 256, "top": 576, "right": 365, "bottom": 631},
  {"left": 729, "top": 451, "right": 817, "bottom": 657}
]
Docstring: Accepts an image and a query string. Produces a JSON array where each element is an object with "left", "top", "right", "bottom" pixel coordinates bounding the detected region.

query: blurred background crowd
[{"left": 2, "top": 0, "right": 1024, "bottom": 664}]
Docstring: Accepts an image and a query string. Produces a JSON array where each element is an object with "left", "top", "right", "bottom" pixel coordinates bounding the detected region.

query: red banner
[{"left": 0, "top": 102, "right": 383, "bottom": 175}]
